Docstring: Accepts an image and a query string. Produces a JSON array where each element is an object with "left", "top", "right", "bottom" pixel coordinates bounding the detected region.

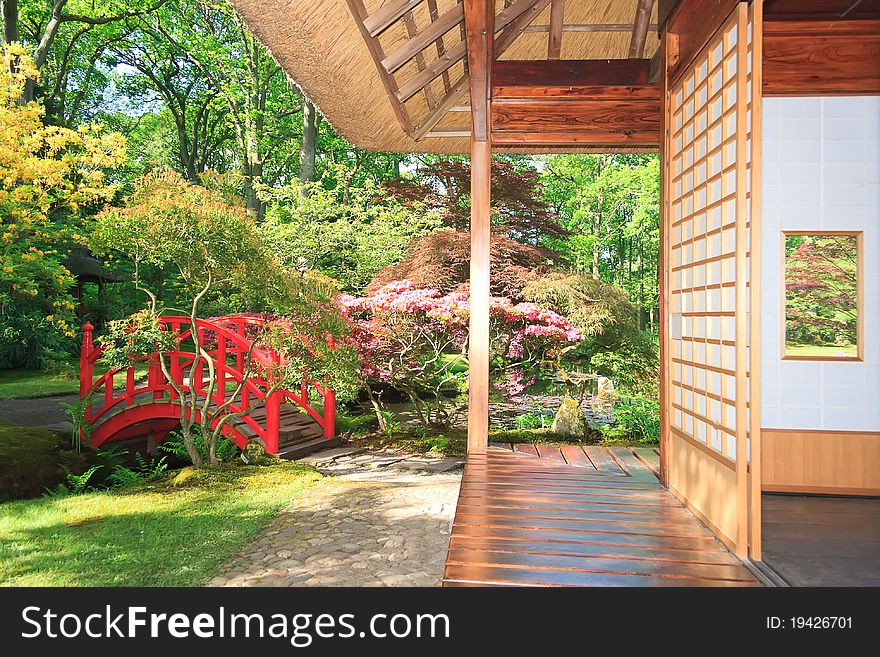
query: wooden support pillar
[
  {"left": 464, "top": 0, "right": 493, "bottom": 453},
  {"left": 468, "top": 139, "right": 491, "bottom": 453}
]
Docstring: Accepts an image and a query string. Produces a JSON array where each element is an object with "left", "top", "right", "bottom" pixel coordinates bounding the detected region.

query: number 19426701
[{"left": 766, "top": 617, "right": 852, "bottom": 630}]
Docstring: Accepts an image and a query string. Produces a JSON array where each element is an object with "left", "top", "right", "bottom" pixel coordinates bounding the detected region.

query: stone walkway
[{"left": 209, "top": 448, "right": 463, "bottom": 587}]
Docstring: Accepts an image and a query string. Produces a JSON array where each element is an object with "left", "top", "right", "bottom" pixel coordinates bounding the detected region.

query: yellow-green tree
[{"left": 0, "top": 45, "right": 125, "bottom": 367}]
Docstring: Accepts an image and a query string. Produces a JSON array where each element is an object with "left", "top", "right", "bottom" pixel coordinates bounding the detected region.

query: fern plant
[
  {"left": 44, "top": 465, "right": 102, "bottom": 498},
  {"left": 158, "top": 431, "right": 240, "bottom": 464},
  {"left": 106, "top": 453, "right": 169, "bottom": 488},
  {"left": 60, "top": 391, "right": 95, "bottom": 453}
]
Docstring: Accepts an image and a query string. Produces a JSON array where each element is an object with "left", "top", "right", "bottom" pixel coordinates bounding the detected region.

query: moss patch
[{"left": 0, "top": 422, "right": 88, "bottom": 501}]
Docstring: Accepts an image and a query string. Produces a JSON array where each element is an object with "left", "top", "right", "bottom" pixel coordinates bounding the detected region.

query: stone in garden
[
  {"left": 551, "top": 397, "right": 587, "bottom": 436},
  {"left": 596, "top": 376, "right": 617, "bottom": 411},
  {"left": 240, "top": 440, "right": 278, "bottom": 466}
]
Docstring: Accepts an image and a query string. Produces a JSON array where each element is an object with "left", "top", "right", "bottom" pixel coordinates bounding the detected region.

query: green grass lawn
[
  {"left": 0, "top": 368, "right": 81, "bottom": 399},
  {"left": 785, "top": 343, "right": 858, "bottom": 358},
  {"left": 0, "top": 463, "right": 322, "bottom": 586},
  {"left": 0, "top": 363, "right": 149, "bottom": 400}
]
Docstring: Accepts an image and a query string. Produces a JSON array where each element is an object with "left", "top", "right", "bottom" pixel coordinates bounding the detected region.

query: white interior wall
[{"left": 761, "top": 96, "right": 880, "bottom": 432}]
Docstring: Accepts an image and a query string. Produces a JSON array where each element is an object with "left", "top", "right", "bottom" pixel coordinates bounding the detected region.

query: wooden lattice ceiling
[{"left": 345, "top": 0, "right": 659, "bottom": 141}]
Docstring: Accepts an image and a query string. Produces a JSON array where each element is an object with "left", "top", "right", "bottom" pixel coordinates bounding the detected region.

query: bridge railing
[{"left": 79, "top": 315, "right": 336, "bottom": 452}]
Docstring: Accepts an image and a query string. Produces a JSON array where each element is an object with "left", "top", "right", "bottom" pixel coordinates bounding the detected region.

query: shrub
[
  {"left": 603, "top": 397, "right": 660, "bottom": 445},
  {"left": 341, "top": 280, "right": 581, "bottom": 428},
  {"left": 515, "top": 411, "right": 552, "bottom": 430}
]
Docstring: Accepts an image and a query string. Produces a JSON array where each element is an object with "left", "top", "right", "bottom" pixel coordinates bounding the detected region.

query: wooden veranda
[{"left": 442, "top": 445, "right": 760, "bottom": 586}]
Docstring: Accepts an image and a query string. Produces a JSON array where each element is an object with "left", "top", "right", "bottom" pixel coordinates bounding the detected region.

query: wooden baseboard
[
  {"left": 762, "top": 428, "right": 880, "bottom": 495},
  {"left": 763, "top": 484, "right": 880, "bottom": 497}
]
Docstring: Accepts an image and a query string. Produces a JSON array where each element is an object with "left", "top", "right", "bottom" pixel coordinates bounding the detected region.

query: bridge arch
[{"left": 79, "top": 314, "right": 336, "bottom": 455}]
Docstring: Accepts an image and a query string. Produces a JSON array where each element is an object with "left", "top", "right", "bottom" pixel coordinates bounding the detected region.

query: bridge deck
[{"left": 442, "top": 445, "right": 760, "bottom": 587}]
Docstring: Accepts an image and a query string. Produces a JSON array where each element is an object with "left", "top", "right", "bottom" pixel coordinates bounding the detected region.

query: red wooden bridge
[{"left": 78, "top": 314, "right": 337, "bottom": 459}]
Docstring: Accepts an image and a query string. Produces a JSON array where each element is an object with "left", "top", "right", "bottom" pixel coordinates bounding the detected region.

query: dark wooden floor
[
  {"left": 762, "top": 494, "right": 880, "bottom": 587},
  {"left": 442, "top": 446, "right": 760, "bottom": 587}
]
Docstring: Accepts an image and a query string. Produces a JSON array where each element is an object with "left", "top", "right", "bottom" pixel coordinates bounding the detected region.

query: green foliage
[
  {"left": 0, "top": 422, "right": 90, "bottom": 501},
  {"left": 515, "top": 412, "right": 553, "bottom": 430},
  {"left": 541, "top": 154, "right": 660, "bottom": 326},
  {"left": 488, "top": 427, "right": 601, "bottom": 444},
  {"left": 601, "top": 397, "right": 660, "bottom": 445},
  {"left": 262, "top": 172, "right": 440, "bottom": 292},
  {"left": 99, "top": 310, "right": 178, "bottom": 371},
  {"left": 335, "top": 412, "right": 376, "bottom": 436},
  {"left": 157, "top": 431, "right": 241, "bottom": 465},
  {"left": 351, "top": 425, "right": 466, "bottom": 457},
  {"left": 522, "top": 273, "right": 659, "bottom": 400},
  {"left": 784, "top": 233, "right": 859, "bottom": 353},
  {"left": 44, "top": 465, "right": 103, "bottom": 498},
  {"left": 590, "top": 331, "right": 660, "bottom": 400},
  {"left": 59, "top": 391, "right": 95, "bottom": 453},
  {"left": 0, "top": 46, "right": 125, "bottom": 369},
  {"left": 106, "top": 453, "right": 169, "bottom": 488},
  {"left": 378, "top": 410, "right": 402, "bottom": 438}
]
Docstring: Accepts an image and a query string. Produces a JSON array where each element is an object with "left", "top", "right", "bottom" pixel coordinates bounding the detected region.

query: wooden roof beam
[
  {"left": 547, "top": 0, "right": 565, "bottom": 59},
  {"left": 495, "top": 0, "right": 552, "bottom": 54},
  {"left": 363, "top": 0, "right": 424, "bottom": 38},
  {"left": 629, "top": 0, "right": 655, "bottom": 58},
  {"left": 412, "top": 74, "right": 471, "bottom": 139},
  {"left": 402, "top": 10, "right": 437, "bottom": 108},
  {"left": 383, "top": 4, "right": 464, "bottom": 74},
  {"left": 345, "top": 0, "right": 413, "bottom": 134},
  {"left": 493, "top": 58, "right": 654, "bottom": 87},
  {"left": 526, "top": 22, "right": 658, "bottom": 32},
  {"left": 463, "top": 0, "right": 493, "bottom": 141},
  {"left": 426, "top": 0, "right": 452, "bottom": 93},
  {"left": 413, "top": 0, "right": 548, "bottom": 140},
  {"left": 396, "top": 0, "right": 545, "bottom": 103}
]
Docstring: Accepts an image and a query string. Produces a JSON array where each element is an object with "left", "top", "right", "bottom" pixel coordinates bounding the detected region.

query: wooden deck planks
[
  {"left": 442, "top": 446, "right": 760, "bottom": 587},
  {"left": 559, "top": 444, "right": 592, "bottom": 467},
  {"left": 513, "top": 443, "right": 540, "bottom": 456},
  {"left": 583, "top": 445, "right": 627, "bottom": 474},
  {"left": 633, "top": 447, "right": 661, "bottom": 476}
]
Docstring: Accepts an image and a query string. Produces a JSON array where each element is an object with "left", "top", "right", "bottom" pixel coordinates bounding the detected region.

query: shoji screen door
[{"left": 662, "top": 1, "right": 762, "bottom": 558}]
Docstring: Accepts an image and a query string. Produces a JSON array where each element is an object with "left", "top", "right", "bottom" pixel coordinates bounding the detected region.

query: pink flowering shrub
[{"left": 340, "top": 280, "right": 581, "bottom": 427}]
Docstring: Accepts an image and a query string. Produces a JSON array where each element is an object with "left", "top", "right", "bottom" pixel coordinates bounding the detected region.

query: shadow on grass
[{"left": 0, "top": 463, "right": 321, "bottom": 587}]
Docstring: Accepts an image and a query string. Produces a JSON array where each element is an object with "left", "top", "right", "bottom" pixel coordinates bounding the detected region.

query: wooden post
[
  {"left": 264, "top": 390, "right": 280, "bottom": 454},
  {"left": 323, "top": 388, "right": 337, "bottom": 439},
  {"left": 464, "top": 0, "right": 493, "bottom": 454},
  {"left": 748, "top": 0, "right": 764, "bottom": 561},
  {"left": 468, "top": 139, "right": 491, "bottom": 453},
  {"left": 658, "top": 36, "right": 670, "bottom": 488},
  {"left": 734, "top": 1, "right": 750, "bottom": 559}
]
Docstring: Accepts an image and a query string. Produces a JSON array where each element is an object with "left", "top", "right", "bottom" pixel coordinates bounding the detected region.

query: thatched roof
[{"left": 229, "top": 0, "right": 660, "bottom": 154}]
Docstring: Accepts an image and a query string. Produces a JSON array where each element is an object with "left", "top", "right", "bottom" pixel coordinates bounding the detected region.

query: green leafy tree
[
  {"left": 542, "top": 154, "right": 660, "bottom": 330},
  {"left": 0, "top": 46, "right": 125, "bottom": 368},
  {"left": 93, "top": 169, "right": 358, "bottom": 466},
  {"left": 262, "top": 170, "right": 441, "bottom": 293}
]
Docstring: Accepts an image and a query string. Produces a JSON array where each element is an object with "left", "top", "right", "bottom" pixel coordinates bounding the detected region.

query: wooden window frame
[{"left": 780, "top": 230, "right": 864, "bottom": 363}]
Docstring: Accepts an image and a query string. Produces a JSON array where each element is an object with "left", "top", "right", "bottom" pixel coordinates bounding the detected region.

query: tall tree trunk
[
  {"left": 637, "top": 236, "right": 645, "bottom": 331},
  {"left": 3, "top": 0, "right": 19, "bottom": 44},
  {"left": 299, "top": 97, "right": 320, "bottom": 194}
]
